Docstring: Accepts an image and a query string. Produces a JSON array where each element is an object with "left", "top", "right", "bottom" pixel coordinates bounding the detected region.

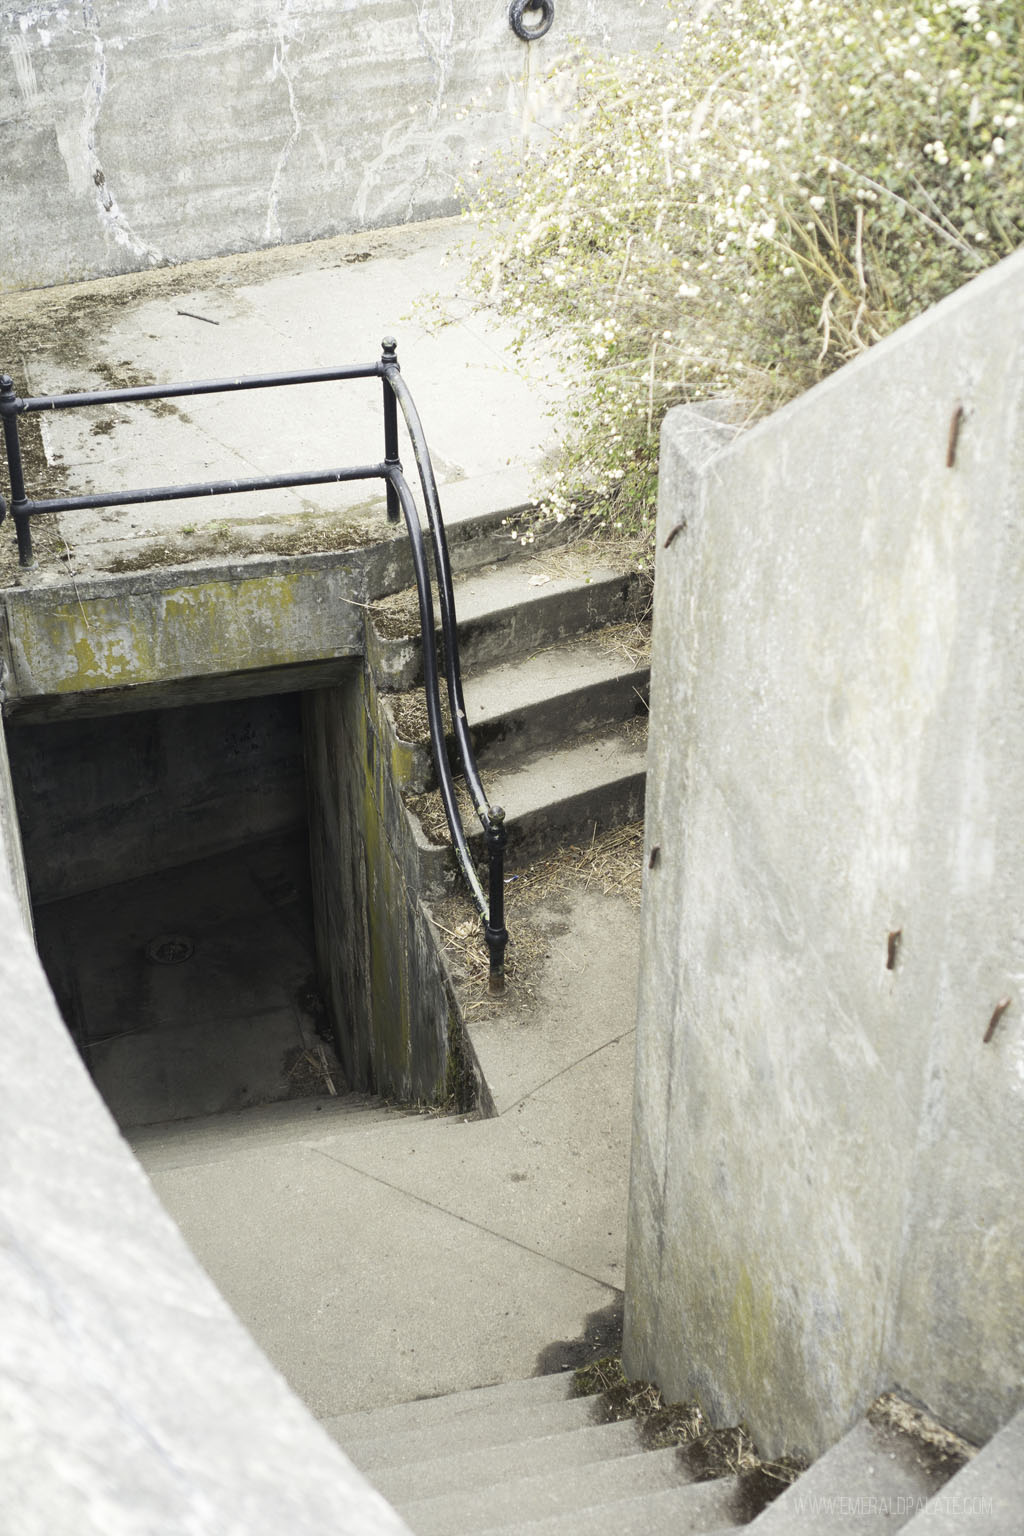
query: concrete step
[
  {"left": 400, "top": 1445, "right": 728, "bottom": 1536},
  {"left": 382, "top": 634, "right": 649, "bottom": 795},
  {"left": 469, "top": 640, "right": 649, "bottom": 766},
  {"left": 480, "top": 724, "right": 647, "bottom": 858},
  {"left": 367, "top": 552, "right": 645, "bottom": 691},
  {"left": 385, "top": 478, "right": 568, "bottom": 594},
  {"left": 322, "top": 1370, "right": 578, "bottom": 1445},
  {"left": 344, "top": 1394, "right": 601, "bottom": 1473},
  {"left": 473, "top": 1481, "right": 744, "bottom": 1536},
  {"left": 366, "top": 1418, "right": 646, "bottom": 1507},
  {"left": 746, "top": 1416, "right": 953, "bottom": 1532},
  {"left": 408, "top": 723, "right": 647, "bottom": 882},
  {"left": 899, "top": 1406, "right": 1021, "bottom": 1533},
  {"left": 128, "top": 1092, "right": 402, "bottom": 1171}
]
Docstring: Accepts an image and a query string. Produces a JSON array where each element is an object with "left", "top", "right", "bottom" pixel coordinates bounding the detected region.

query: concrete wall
[
  {"left": 1, "top": 0, "right": 673, "bottom": 292},
  {"left": 624, "top": 249, "right": 1024, "bottom": 1459},
  {"left": 0, "top": 712, "right": 411, "bottom": 1534},
  {"left": 8, "top": 692, "right": 306, "bottom": 902},
  {"left": 305, "top": 667, "right": 466, "bottom": 1104},
  {"left": 0, "top": 704, "right": 32, "bottom": 928}
]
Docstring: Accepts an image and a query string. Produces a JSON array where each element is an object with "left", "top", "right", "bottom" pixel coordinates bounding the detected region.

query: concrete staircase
[
  {"left": 323, "top": 1369, "right": 1019, "bottom": 1534},
  {"left": 366, "top": 502, "right": 650, "bottom": 887},
  {"left": 324, "top": 1372, "right": 746, "bottom": 1535}
]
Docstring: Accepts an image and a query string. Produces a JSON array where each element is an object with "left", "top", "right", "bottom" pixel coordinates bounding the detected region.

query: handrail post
[
  {"left": 381, "top": 337, "right": 401, "bottom": 524},
  {"left": 484, "top": 806, "right": 509, "bottom": 995},
  {"left": 0, "top": 375, "right": 34, "bottom": 567}
]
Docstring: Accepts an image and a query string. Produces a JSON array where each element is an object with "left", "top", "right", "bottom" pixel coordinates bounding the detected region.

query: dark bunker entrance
[{"left": 7, "top": 689, "right": 344, "bottom": 1130}]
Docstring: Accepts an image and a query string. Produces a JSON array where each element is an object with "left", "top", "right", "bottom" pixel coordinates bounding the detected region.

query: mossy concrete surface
[
  {"left": 304, "top": 671, "right": 464, "bottom": 1107},
  {"left": 1, "top": 552, "right": 374, "bottom": 717}
]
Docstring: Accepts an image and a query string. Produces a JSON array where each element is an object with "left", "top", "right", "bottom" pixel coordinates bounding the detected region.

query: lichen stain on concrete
[
  {"left": 158, "top": 574, "right": 306, "bottom": 671},
  {"left": 10, "top": 571, "right": 339, "bottom": 697},
  {"left": 727, "top": 1264, "right": 776, "bottom": 1394},
  {"left": 22, "top": 603, "right": 148, "bottom": 691},
  {"left": 361, "top": 706, "right": 412, "bottom": 1093}
]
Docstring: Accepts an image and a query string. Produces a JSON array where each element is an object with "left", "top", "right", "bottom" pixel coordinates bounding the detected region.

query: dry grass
[
  {"left": 868, "top": 1393, "right": 975, "bottom": 1473},
  {"left": 569, "top": 1355, "right": 806, "bottom": 1518},
  {"left": 283, "top": 1044, "right": 342, "bottom": 1097},
  {"left": 595, "top": 615, "right": 652, "bottom": 671}
]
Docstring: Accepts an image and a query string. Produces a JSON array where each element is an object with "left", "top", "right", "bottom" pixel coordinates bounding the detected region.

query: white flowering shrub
[{"left": 468, "top": 0, "right": 1023, "bottom": 534}]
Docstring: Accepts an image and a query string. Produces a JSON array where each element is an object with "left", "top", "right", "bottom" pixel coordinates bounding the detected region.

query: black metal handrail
[{"left": 0, "top": 340, "right": 509, "bottom": 992}]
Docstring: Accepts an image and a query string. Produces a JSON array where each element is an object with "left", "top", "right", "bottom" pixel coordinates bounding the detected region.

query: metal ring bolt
[{"left": 509, "top": 0, "right": 554, "bottom": 42}]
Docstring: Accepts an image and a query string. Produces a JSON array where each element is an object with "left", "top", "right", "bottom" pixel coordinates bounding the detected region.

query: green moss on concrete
[
  {"left": 728, "top": 1264, "right": 777, "bottom": 1395},
  {"left": 389, "top": 739, "right": 417, "bottom": 791},
  {"left": 443, "top": 1007, "right": 477, "bottom": 1113},
  {"left": 361, "top": 706, "right": 412, "bottom": 1097},
  {"left": 10, "top": 571, "right": 351, "bottom": 697}
]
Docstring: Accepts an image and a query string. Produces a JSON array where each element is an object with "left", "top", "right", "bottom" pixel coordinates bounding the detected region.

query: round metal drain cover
[{"left": 145, "top": 933, "right": 195, "bottom": 965}]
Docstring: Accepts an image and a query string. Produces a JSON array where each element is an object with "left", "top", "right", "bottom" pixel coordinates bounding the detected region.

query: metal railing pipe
[
  {"left": 16, "top": 362, "right": 382, "bottom": 414},
  {"left": 0, "top": 375, "right": 34, "bottom": 567},
  {"left": 15, "top": 463, "right": 388, "bottom": 518},
  {"left": 381, "top": 359, "right": 489, "bottom": 824},
  {"left": 0, "top": 346, "right": 510, "bottom": 989},
  {"left": 381, "top": 347, "right": 510, "bottom": 989},
  {"left": 388, "top": 466, "right": 488, "bottom": 916},
  {"left": 381, "top": 339, "right": 401, "bottom": 525}
]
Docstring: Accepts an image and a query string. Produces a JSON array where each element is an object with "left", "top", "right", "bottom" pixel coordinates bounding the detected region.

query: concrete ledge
[{"left": 1, "top": 549, "right": 381, "bottom": 714}]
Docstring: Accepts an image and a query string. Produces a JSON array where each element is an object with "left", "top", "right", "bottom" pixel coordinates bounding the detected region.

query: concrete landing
[
  {"left": 0, "top": 216, "right": 560, "bottom": 580},
  {"left": 130, "top": 883, "right": 639, "bottom": 1422}
]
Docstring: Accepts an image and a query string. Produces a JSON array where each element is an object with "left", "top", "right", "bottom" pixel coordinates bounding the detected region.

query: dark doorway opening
[{"left": 6, "top": 691, "right": 343, "bottom": 1129}]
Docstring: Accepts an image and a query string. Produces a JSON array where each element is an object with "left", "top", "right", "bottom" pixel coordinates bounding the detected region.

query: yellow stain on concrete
[
  {"left": 10, "top": 571, "right": 346, "bottom": 695},
  {"left": 727, "top": 1263, "right": 777, "bottom": 1391}
]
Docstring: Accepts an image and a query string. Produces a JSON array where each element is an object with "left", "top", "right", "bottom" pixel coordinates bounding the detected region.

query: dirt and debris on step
[
  {"left": 430, "top": 819, "right": 645, "bottom": 1012},
  {"left": 566, "top": 1354, "right": 807, "bottom": 1522}
]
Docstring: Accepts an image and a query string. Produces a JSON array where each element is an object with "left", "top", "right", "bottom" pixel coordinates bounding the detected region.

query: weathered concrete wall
[
  {"left": 0, "top": 716, "right": 410, "bottom": 1534},
  {"left": 0, "top": 709, "right": 32, "bottom": 929},
  {"left": 1, "top": 0, "right": 673, "bottom": 292},
  {"left": 305, "top": 667, "right": 464, "bottom": 1105},
  {"left": 8, "top": 692, "right": 306, "bottom": 902},
  {"left": 624, "top": 249, "right": 1024, "bottom": 1458},
  {"left": 0, "top": 552, "right": 375, "bottom": 712}
]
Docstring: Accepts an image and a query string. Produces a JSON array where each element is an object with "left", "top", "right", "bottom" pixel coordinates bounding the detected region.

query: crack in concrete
[
  {"left": 308, "top": 1142, "right": 623, "bottom": 1296},
  {"left": 502, "top": 1027, "right": 637, "bottom": 1115},
  {"left": 405, "top": 0, "right": 457, "bottom": 222},
  {"left": 351, "top": 0, "right": 459, "bottom": 228},
  {"left": 54, "top": 3, "right": 163, "bottom": 265},
  {"left": 264, "top": 0, "right": 302, "bottom": 244}
]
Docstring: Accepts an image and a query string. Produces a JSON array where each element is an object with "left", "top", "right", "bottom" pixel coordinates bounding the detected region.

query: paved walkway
[
  {"left": 131, "top": 885, "right": 638, "bottom": 1422},
  {"left": 0, "top": 216, "right": 562, "bottom": 579}
]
